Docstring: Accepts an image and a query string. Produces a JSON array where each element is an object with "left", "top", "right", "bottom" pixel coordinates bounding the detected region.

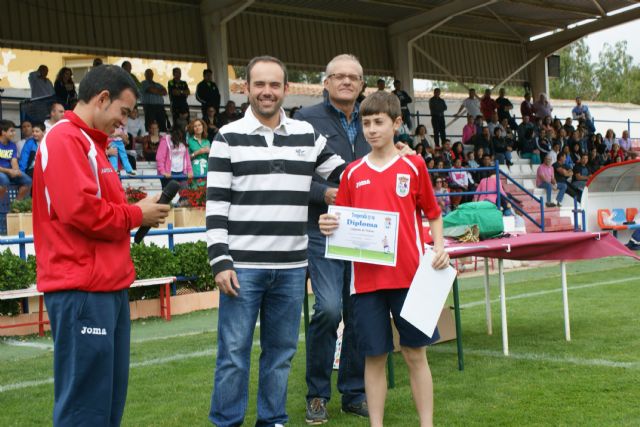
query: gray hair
[{"left": 325, "top": 54, "right": 363, "bottom": 78}]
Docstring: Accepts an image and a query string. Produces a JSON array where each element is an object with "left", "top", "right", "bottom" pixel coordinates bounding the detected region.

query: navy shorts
[{"left": 352, "top": 288, "right": 440, "bottom": 356}]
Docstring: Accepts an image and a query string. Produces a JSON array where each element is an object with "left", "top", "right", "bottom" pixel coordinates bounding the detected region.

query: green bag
[{"left": 443, "top": 201, "right": 504, "bottom": 239}]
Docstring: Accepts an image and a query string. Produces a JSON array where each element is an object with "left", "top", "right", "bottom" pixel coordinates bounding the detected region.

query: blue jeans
[
  {"left": 0, "top": 171, "right": 32, "bottom": 188},
  {"left": 209, "top": 267, "right": 307, "bottom": 427},
  {"left": 538, "top": 181, "right": 567, "bottom": 203},
  {"left": 305, "top": 229, "right": 365, "bottom": 406},
  {"left": 108, "top": 139, "right": 133, "bottom": 173}
]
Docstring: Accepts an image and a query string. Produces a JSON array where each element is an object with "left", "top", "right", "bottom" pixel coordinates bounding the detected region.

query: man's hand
[
  {"left": 324, "top": 188, "right": 338, "bottom": 205},
  {"left": 215, "top": 270, "right": 240, "bottom": 297},
  {"left": 164, "top": 173, "right": 172, "bottom": 179},
  {"left": 8, "top": 169, "right": 21, "bottom": 178},
  {"left": 395, "top": 141, "right": 415, "bottom": 156},
  {"left": 431, "top": 246, "right": 450, "bottom": 270},
  {"left": 318, "top": 213, "right": 340, "bottom": 236},
  {"left": 136, "top": 194, "right": 170, "bottom": 227}
]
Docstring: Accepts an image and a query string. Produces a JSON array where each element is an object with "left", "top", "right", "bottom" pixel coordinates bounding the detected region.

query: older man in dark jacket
[{"left": 295, "top": 54, "right": 370, "bottom": 424}]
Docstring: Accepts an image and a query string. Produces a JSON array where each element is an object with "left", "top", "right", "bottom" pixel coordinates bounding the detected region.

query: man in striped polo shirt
[{"left": 206, "top": 56, "right": 346, "bottom": 427}]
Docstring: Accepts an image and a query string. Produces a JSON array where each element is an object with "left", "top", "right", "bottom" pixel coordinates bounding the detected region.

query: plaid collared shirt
[{"left": 325, "top": 97, "right": 360, "bottom": 146}]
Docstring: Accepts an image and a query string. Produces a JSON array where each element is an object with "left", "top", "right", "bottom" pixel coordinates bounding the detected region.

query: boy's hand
[
  {"left": 431, "top": 246, "right": 450, "bottom": 270},
  {"left": 395, "top": 141, "right": 416, "bottom": 157},
  {"left": 215, "top": 270, "right": 240, "bottom": 297},
  {"left": 318, "top": 213, "right": 340, "bottom": 236}
]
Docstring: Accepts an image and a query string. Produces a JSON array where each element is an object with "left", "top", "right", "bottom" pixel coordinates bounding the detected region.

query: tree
[
  {"left": 594, "top": 41, "right": 634, "bottom": 103},
  {"left": 549, "top": 38, "right": 598, "bottom": 100}
]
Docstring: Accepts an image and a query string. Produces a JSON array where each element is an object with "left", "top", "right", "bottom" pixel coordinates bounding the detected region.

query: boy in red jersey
[{"left": 319, "top": 91, "right": 449, "bottom": 427}]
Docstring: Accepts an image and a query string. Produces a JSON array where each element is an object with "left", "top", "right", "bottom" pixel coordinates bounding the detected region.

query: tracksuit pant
[{"left": 45, "top": 289, "right": 130, "bottom": 427}]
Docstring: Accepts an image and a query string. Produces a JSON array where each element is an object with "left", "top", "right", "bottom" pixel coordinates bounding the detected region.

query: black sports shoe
[
  {"left": 305, "top": 398, "right": 328, "bottom": 425},
  {"left": 342, "top": 400, "right": 369, "bottom": 418}
]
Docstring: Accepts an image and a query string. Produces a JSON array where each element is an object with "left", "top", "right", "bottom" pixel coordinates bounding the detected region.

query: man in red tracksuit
[{"left": 32, "top": 65, "right": 169, "bottom": 427}]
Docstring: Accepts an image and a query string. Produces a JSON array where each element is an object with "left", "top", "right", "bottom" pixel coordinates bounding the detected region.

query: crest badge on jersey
[{"left": 396, "top": 174, "right": 410, "bottom": 197}]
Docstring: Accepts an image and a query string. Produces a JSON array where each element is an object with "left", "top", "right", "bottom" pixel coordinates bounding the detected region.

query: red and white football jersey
[{"left": 336, "top": 154, "right": 441, "bottom": 294}]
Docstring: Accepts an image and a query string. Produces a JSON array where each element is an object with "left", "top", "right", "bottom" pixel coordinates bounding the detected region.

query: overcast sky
[{"left": 584, "top": 19, "right": 640, "bottom": 63}]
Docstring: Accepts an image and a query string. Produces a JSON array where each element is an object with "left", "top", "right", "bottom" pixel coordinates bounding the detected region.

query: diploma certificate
[{"left": 324, "top": 206, "right": 400, "bottom": 266}]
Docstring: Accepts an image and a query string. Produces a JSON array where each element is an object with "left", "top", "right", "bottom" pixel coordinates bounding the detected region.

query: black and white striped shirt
[{"left": 206, "top": 108, "right": 345, "bottom": 276}]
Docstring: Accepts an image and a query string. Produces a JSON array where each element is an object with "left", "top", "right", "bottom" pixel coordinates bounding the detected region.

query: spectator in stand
[
  {"left": 569, "top": 141, "right": 583, "bottom": 165},
  {"left": 428, "top": 88, "right": 447, "bottom": 147},
  {"left": 29, "top": 65, "right": 55, "bottom": 100},
  {"left": 168, "top": 67, "right": 190, "bottom": 124},
  {"left": 476, "top": 153, "right": 494, "bottom": 181},
  {"left": 433, "top": 158, "right": 448, "bottom": 183},
  {"left": 203, "top": 105, "right": 219, "bottom": 141},
  {"left": 466, "top": 151, "right": 479, "bottom": 169},
  {"left": 487, "top": 111, "right": 501, "bottom": 137},
  {"left": 491, "top": 126, "right": 513, "bottom": 166},
  {"left": 44, "top": 102, "right": 65, "bottom": 132},
  {"left": 563, "top": 117, "right": 575, "bottom": 136},
  {"left": 126, "top": 107, "right": 147, "bottom": 155},
  {"left": 618, "top": 130, "right": 637, "bottom": 159},
  {"left": 156, "top": 125, "right": 193, "bottom": 190},
  {"left": 196, "top": 69, "right": 221, "bottom": 119},
  {"left": 603, "top": 129, "right": 616, "bottom": 151},
  {"left": 376, "top": 78, "right": 386, "bottom": 91},
  {"left": 474, "top": 115, "right": 485, "bottom": 135},
  {"left": 451, "top": 141, "right": 466, "bottom": 165},
  {"left": 217, "top": 100, "right": 242, "bottom": 127},
  {"left": 17, "top": 120, "right": 33, "bottom": 159},
  {"left": 448, "top": 158, "right": 475, "bottom": 208},
  {"left": 500, "top": 118, "right": 514, "bottom": 140},
  {"left": 54, "top": 67, "right": 77, "bottom": 110},
  {"left": 537, "top": 154, "right": 564, "bottom": 208},
  {"left": 0, "top": 120, "right": 32, "bottom": 201},
  {"left": 472, "top": 126, "right": 492, "bottom": 157},
  {"left": 426, "top": 157, "right": 436, "bottom": 170},
  {"left": 572, "top": 97, "right": 595, "bottom": 134},
  {"left": 496, "top": 88, "right": 517, "bottom": 130},
  {"left": 588, "top": 147, "right": 603, "bottom": 172},
  {"left": 480, "top": 88, "right": 497, "bottom": 121},
  {"left": 392, "top": 80, "right": 413, "bottom": 130},
  {"left": 541, "top": 115, "right": 553, "bottom": 133},
  {"left": 555, "top": 127, "right": 569, "bottom": 151},
  {"left": 536, "top": 128, "right": 552, "bottom": 159},
  {"left": 107, "top": 126, "right": 136, "bottom": 175},
  {"left": 414, "top": 143, "right": 426, "bottom": 160},
  {"left": 561, "top": 144, "right": 574, "bottom": 168},
  {"left": 517, "top": 115, "right": 534, "bottom": 148},
  {"left": 520, "top": 127, "right": 541, "bottom": 165},
  {"left": 18, "top": 122, "right": 45, "bottom": 177},
  {"left": 554, "top": 152, "right": 579, "bottom": 204},
  {"left": 440, "top": 139, "right": 454, "bottom": 167},
  {"left": 121, "top": 61, "right": 142, "bottom": 89},
  {"left": 474, "top": 170, "right": 513, "bottom": 216},
  {"left": 533, "top": 93, "right": 553, "bottom": 119},
  {"left": 413, "top": 124, "right": 431, "bottom": 152},
  {"left": 520, "top": 92, "right": 534, "bottom": 120},
  {"left": 92, "top": 58, "right": 103, "bottom": 67},
  {"left": 461, "top": 114, "right": 475, "bottom": 145},
  {"left": 186, "top": 119, "right": 210, "bottom": 181},
  {"left": 141, "top": 69, "right": 168, "bottom": 132},
  {"left": 610, "top": 143, "right": 624, "bottom": 163},
  {"left": 456, "top": 88, "right": 481, "bottom": 119},
  {"left": 141, "top": 120, "right": 162, "bottom": 161},
  {"left": 433, "top": 177, "right": 451, "bottom": 215},
  {"left": 572, "top": 153, "right": 591, "bottom": 197},
  {"left": 548, "top": 142, "right": 560, "bottom": 165}
]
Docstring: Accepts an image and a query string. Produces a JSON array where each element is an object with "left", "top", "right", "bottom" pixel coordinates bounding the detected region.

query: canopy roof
[
  {"left": 2, "top": 0, "right": 640, "bottom": 83},
  {"left": 586, "top": 159, "right": 640, "bottom": 193}
]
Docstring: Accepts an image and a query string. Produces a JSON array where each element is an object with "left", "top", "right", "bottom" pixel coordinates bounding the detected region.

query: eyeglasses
[{"left": 327, "top": 73, "right": 362, "bottom": 82}]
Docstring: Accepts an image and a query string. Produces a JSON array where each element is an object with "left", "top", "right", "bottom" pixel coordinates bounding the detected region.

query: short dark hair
[
  {"left": 32, "top": 122, "right": 46, "bottom": 132},
  {"left": 246, "top": 56, "right": 288, "bottom": 85},
  {"left": 203, "top": 69, "right": 212, "bottom": 76},
  {"left": 0, "top": 119, "right": 16, "bottom": 133},
  {"left": 173, "top": 67, "right": 180, "bottom": 73},
  {"left": 50, "top": 102, "right": 64, "bottom": 113},
  {"left": 77, "top": 65, "right": 140, "bottom": 103},
  {"left": 377, "top": 78, "right": 385, "bottom": 84},
  {"left": 360, "top": 91, "right": 401, "bottom": 120}
]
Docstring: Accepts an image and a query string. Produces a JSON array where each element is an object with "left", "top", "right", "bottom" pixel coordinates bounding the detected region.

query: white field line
[
  {"left": 429, "top": 346, "right": 640, "bottom": 369},
  {"left": 460, "top": 276, "right": 638, "bottom": 309},
  {"left": 2, "top": 339, "right": 53, "bottom": 350}
]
